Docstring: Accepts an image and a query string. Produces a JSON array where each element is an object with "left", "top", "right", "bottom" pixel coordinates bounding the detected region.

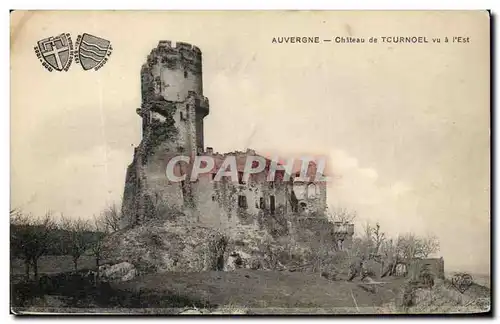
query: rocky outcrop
[
  {"left": 102, "top": 219, "right": 228, "bottom": 274},
  {"left": 103, "top": 207, "right": 347, "bottom": 278},
  {"left": 99, "top": 262, "right": 137, "bottom": 282},
  {"left": 101, "top": 215, "right": 306, "bottom": 275}
]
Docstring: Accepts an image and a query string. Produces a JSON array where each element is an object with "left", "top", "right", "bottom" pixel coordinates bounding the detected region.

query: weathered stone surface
[
  {"left": 99, "top": 262, "right": 137, "bottom": 282},
  {"left": 114, "top": 38, "right": 346, "bottom": 282},
  {"left": 102, "top": 219, "right": 228, "bottom": 273},
  {"left": 223, "top": 253, "right": 242, "bottom": 272},
  {"left": 120, "top": 41, "right": 331, "bottom": 237},
  {"left": 223, "top": 225, "right": 275, "bottom": 270},
  {"left": 103, "top": 215, "right": 320, "bottom": 274}
]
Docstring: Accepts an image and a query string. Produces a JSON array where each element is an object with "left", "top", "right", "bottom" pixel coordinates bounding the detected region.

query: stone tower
[
  {"left": 138, "top": 40, "right": 209, "bottom": 156},
  {"left": 121, "top": 41, "right": 210, "bottom": 227}
]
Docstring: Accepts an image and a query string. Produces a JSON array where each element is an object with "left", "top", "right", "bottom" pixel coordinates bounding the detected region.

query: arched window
[{"left": 307, "top": 183, "right": 317, "bottom": 198}]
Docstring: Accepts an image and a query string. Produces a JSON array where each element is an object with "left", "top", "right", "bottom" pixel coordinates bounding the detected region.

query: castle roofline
[{"left": 157, "top": 40, "right": 202, "bottom": 53}]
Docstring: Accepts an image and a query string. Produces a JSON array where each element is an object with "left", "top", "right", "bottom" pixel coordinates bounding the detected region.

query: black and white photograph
[{"left": 9, "top": 10, "right": 491, "bottom": 315}]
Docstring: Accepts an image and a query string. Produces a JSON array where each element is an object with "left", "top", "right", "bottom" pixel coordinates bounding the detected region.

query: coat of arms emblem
[
  {"left": 76, "top": 33, "right": 112, "bottom": 71},
  {"left": 35, "top": 33, "right": 74, "bottom": 72}
]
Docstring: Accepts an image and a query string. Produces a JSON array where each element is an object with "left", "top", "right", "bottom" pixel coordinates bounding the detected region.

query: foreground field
[
  {"left": 12, "top": 269, "right": 407, "bottom": 314},
  {"left": 12, "top": 269, "right": 491, "bottom": 314},
  {"left": 114, "top": 269, "right": 406, "bottom": 313},
  {"left": 10, "top": 256, "right": 491, "bottom": 315}
]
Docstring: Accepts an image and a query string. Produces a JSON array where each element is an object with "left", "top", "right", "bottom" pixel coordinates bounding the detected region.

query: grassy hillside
[
  {"left": 114, "top": 269, "right": 406, "bottom": 312},
  {"left": 11, "top": 266, "right": 491, "bottom": 314},
  {"left": 12, "top": 268, "right": 407, "bottom": 314}
]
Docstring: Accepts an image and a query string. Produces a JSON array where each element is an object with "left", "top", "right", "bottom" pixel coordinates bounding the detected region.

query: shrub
[{"left": 396, "top": 281, "right": 416, "bottom": 311}]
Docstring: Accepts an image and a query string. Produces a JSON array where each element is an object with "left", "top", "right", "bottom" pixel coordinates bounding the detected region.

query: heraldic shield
[
  {"left": 78, "top": 33, "right": 110, "bottom": 70},
  {"left": 37, "top": 34, "right": 71, "bottom": 71}
]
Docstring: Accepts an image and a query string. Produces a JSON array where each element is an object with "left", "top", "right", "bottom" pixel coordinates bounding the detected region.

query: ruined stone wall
[
  {"left": 121, "top": 41, "right": 329, "bottom": 233},
  {"left": 292, "top": 181, "right": 327, "bottom": 215},
  {"left": 189, "top": 159, "right": 290, "bottom": 233},
  {"left": 121, "top": 41, "right": 209, "bottom": 226},
  {"left": 121, "top": 153, "right": 139, "bottom": 228},
  {"left": 408, "top": 257, "right": 445, "bottom": 280},
  {"left": 122, "top": 149, "right": 328, "bottom": 230},
  {"left": 144, "top": 40, "right": 203, "bottom": 101},
  {"left": 140, "top": 41, "right": 209, "bottom": 153}
]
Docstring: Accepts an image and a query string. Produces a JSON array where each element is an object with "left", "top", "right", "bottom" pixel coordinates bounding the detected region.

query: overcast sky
[{"left": 11, "top": 11, "right": 490, "bottom": 273}]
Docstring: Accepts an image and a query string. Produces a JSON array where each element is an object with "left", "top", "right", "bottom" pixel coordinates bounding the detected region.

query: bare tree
[
  {"left": 314, "top": 226, "right": 335, "bottom": 276},
  {"left": 396, "top": 233, "right": 440, "bottom": 259},
  {"left": 327, "top": 206, "right": 357, "bottom": 223},
  {"left": 362, "top": 222, "right": 373, "bottom": 241},
  {"left": 379, "top": 238, "right": 401, "bottom": 277},
  {"left": 10, "top": 210, "right": 56, "bottom": 280},
  {"left": 59, "top": 215, "right": 91, "bottom": 271},
  {"left": 102, "top": 203, "right": 121, "bottom": 233},
  {"left": 10, "top": 210, "right": 30, "bottom": 279},
  {"left": 418, "top": 234, "right": 440, "bottom": 258},
  {"left": 395, "top": 233, "right": 417, "bottom": 260},
  {"left": 371, "top": 222, "right": 386, "bottom": 254},
  {"left": 89, "top": 214, "right": 108, "bottom": 279},
  {"left": 380, "top": 238, "right": 397, "bottom": 260},
  {"left": 353, "top": 221, "right": 375, "bottom": 259}
]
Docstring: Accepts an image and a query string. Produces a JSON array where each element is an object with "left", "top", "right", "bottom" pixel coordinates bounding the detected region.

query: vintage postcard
[{"left": 10, "top": 10, "right": 491, "bottom": 315}]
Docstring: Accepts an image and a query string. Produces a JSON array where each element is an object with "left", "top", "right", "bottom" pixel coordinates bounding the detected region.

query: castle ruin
[{"left": 121, "top": 41, "right": 354, "bottom": 249}]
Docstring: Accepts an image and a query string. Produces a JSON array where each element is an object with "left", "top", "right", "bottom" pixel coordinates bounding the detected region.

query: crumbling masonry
[{"left": 121, "top": 41, "right": 353, "bottom": 249}]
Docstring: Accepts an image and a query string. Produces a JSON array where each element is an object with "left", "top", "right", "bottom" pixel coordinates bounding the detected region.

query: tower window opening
[
  {"left": 307, "top": 183, "right": 318, "bottom": 198},
  {"left": 238, "top": 171, "right": 245, "bottom": 184},
  {"left": 180, "top": 111, "right": 186, "bottom": 121},
  {"left": 337, "top": 239, "right": 344, "bottom": 251},
  {"left": 270, "top": 195, "right": 275, "bottom": 214},
  {"left": 260, "top": 197, "right": 265, "bottom": 209},
  {"left": 238, "top": 195, "right": 248, "bottom": 209},
  {"left": 184, "top": 70, "right": 188, "bottom": 78}
]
